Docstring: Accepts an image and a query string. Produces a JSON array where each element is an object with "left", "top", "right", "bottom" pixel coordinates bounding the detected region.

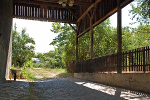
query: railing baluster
[
  {"left": 132, "top": 50, "right": 134, "bottom": 71},
  {"left": 143, "top": 47, "right": 146, "bottom": 73},
  {"left": 148, "top": 46, "right": 150, "bottom": 71}
]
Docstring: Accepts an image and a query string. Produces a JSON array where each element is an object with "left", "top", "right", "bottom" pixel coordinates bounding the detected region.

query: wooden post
[
  {"left": 117, "top": 0, "right": 122, "bottom": 73},
  {"left": 0, "top": 0, "right": 13, "bottom": 81},
  {"left": 76, "top": 36, "right": 78, "bottom": 61},
  {"left": 76, "top": 23, "right": 79, "bottom": 62},
  {"left": 90, "top": 17, "right": 94, "bottom": 59}
]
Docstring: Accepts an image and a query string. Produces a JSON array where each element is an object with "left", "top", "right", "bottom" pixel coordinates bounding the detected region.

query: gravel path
[{"left": 0, "top": 78, "right": 150, "bottom": 100}]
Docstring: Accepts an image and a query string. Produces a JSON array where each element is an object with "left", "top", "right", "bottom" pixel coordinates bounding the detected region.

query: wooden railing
[
  {"left": 13, "top": 2, "right": 76, "bottom": 23},
  {"left": 75, "top": 46, "right": 150, "bottom": 73}
]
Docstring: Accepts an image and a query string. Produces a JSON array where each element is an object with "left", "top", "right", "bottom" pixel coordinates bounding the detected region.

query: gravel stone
[{"left": 0, "top": 78, "right": 150, "bottom": 100}]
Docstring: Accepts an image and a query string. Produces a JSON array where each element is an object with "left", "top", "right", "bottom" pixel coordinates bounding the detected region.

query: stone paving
[{"left": 0, "top": 78, "right": 150, "bottom": 100}]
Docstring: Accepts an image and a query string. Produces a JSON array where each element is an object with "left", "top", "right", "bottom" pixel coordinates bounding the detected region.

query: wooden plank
[
  {"left": 135, "top": 49, "right": 137, "bottom": 71},
  {"left": 29, "top": 6, "right": 31, "bottom": 17},
  {"left": 146, "top": 46, "right": 148, "bottom": 69},
  {"left": 38, "top": 7, "right": 40, "bottom": 17},
  {"left": 125, "top": 51, "right": 127, "bottom": 71},
  {"left": 132, "top": 50, "right": 134, "bottom": 71},
  {"left": 122, "top": 52, "right": 124, "bottom": 71},
  {"left": 13, "top": 3, "right": 16, "bottom": 15},
  {"left": 28, "top": 6, "right": 30, "bottom": 16},
  {"left": 137, "top": 48, "right": 139, "bottom": 71},
  {"left": 25, "top": 5, "right": 27, "bottom": 16},
  {"left": 35, "top": 7, "right": 37, "bottom": 17},
  {"left": 58, "top": 8, "right": 60, "bottom": 19},
  {"left": 32, "top": 6, "right": 34, "bottom": 17},
  {"left": 44, "top": 6, "right": 47, "bottom": 18},
  {"left": 52, "top": 7, "right": 54, "bottom": 18},
  {"left": 129, "top": 51, "right": 131, "bottom": 71}
]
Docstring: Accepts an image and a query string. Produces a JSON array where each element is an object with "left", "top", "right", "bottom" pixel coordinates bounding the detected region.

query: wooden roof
[{"left": 13, "top": 0, "right": 133, "bottom": 34}]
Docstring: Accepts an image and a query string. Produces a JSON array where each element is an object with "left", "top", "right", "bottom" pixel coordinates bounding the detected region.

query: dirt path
[
  {"left": 28, "top": 68, "right": 57, "bottom": 79},
  {"left": 27, "top": 68, "right": 73, "bottom": 80},
  {"left": 0, "top": 78, "right": 150, "bottom": 100}
]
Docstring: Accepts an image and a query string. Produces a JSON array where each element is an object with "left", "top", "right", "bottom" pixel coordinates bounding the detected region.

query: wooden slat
[
  {"left": 132, "top": 50, "right": 134, "bottom": 71},
  {"left": 32, "top": 6, "right": 34, "bottom": 17},
  {"left": 129, "top": 51, "right": 131, "bottom": 71},
  {"left": 143, "top": 47, "right": 146, "bottom": 72}
]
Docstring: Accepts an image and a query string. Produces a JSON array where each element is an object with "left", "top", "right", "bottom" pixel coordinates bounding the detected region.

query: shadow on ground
[{"left": 1, "top": 78, "right": 150, "bottom": 100}]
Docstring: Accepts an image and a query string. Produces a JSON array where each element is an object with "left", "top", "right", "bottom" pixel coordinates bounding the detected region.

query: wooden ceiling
[
  {"left": 13, "top": 0, "right": 134, "bottom": 34},
  {"left": 13, "top": 0, "right": 93, "bottom": 6}
]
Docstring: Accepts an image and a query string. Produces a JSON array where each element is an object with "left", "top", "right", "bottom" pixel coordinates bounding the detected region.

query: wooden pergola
[{"left": 0, "top": 0, "right": 133, "bottom": 81}]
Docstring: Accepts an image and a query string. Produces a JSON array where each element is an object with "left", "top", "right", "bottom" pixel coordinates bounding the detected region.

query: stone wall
[
  {"left": 0, "top": 0, "right": 13, "bottom": 81},
  {"left": 74, "top": 73, "right": 150, "bottom": 93}
]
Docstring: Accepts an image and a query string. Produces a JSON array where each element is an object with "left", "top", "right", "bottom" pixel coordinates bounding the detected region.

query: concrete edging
[{"left": 74, "top": 73, "right": 150, "bottom": 93}]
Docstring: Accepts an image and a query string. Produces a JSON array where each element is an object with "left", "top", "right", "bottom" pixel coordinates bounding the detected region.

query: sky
[{"left": 13, "top": 2, "right": 137, "bottom": 53}]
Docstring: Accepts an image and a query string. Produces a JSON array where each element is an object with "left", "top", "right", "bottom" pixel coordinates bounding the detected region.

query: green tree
[
  {"left": 35, "top": 49, "right": 64, "bottom": 68},
  {"left": 93, "top": 19, "right": 117, "bottom": 56},
  {"left": 130, "top": 0, "right": 150, "bottom": 24},
  {"left": 50, "top": 19, "right": 115, "bottom": 63},
  {"left": 50, "top": 23, "right": 76, "bottom": 64},
  {"left": 12, "top": 24, "right": 35, "bottom": 67},
  {"left": 133, "top": 25, "right": 150, "bottom": 48}
]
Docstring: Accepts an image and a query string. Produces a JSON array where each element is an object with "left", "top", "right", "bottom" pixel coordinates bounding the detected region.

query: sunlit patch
[
  {"left": 120, "top": 90, "right": 150, "bottom": 100},
  {"left": 75, "top": 81, "right": 150, "bottom": 99},
  {"left": 75, "top": 82, "right": 116, "bottom": 95}
]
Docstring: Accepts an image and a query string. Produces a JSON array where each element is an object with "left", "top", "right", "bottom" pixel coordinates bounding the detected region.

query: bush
[
  {"left": 20, "top": 67, "right": 35, "bottom": 81},
  {"left": 24, "top": 60, "right": 33, "bottom": 68}
]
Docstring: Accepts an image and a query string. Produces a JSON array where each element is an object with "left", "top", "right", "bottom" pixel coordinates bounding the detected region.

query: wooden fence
[{"left": 75, "top": 46, "right": 150, "bottom": 73}]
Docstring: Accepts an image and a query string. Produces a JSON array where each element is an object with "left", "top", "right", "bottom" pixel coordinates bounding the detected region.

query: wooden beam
[
  {"left": 77, "top": 0, "right": 133, "bottom": 37},
  {"left": 90, "top": 17, "right": 94, "bottom": 59},
  {"left": 93, "top": 0, "right": 133, "bottom": 27},
  {"left": 68, "top": 23, "right": 77, "bottom": 32},
  {"left": 117, "top": 0, "right": 122, "bottom": 73},
  {"left": 77, "top": 0, "right": 102, "bottom": 22},
  {"left": 76, "top": 22, "right": 80, "bottom": 62},
  {"left": 77, "top": 27, "right": 90, "bottom": 38}
]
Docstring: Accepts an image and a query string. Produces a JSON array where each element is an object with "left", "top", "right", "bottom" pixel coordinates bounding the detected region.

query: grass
[
  {"left": 20, "top": 68, "right": 36, "bottom": 81},
  {"left": 20, "top": 67, "right": 73, "bottom": 81}
]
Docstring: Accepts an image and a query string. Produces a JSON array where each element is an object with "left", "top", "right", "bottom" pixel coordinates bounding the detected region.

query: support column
[
  {"left": 90, "top": 18, "right": 94, "bottom": 59},
  {"left": 76, "top": 36, "right": 78, "bottom": 62},
  {"left": 0, "top": 0, "right": 13, "bottom": 81},
  {"left": 117, "top": 0, "right": 122, "bottom": 73},
  {"left": 76, "top": 23, "right": 79, "bottom": 62}
]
